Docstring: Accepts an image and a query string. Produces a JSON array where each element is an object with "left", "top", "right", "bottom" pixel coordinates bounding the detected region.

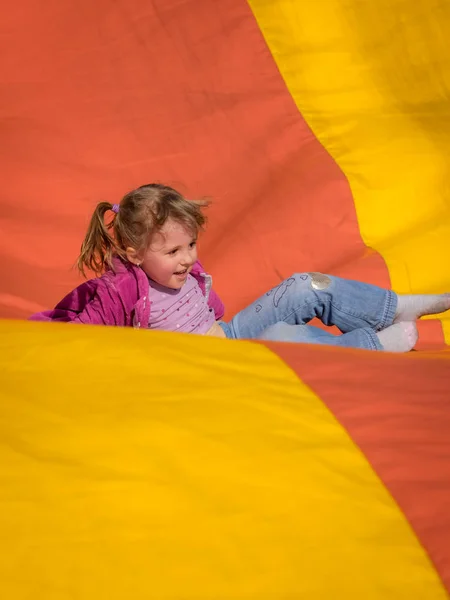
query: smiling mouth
[{"left": 174, "top": 269, "right": 188, "bottom": 275}]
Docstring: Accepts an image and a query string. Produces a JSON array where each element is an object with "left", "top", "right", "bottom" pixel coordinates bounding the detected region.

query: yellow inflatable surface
[{"left": 1, "top": 321, "right": 449, "bottom": 598}]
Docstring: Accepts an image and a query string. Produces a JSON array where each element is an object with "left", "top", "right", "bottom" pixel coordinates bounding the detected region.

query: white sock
[
  {"left": 394, "top": 293, "right": 450, "bottom": 323},
  {"left": 376, "top": 322, "right": 418, "bottom": 352}
]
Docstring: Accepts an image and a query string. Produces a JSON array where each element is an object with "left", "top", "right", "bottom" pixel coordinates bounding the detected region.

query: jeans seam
[
  {"left": 378, "top": 290, "right": 397, "bottom": 330},
  {"left": 362, "top": 328, "right": 382, "bottom": 350}
]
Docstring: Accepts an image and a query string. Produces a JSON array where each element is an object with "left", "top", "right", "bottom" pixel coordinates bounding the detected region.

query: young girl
[{"left": 31, "top": 183, "right": 450, "bottom": 352}]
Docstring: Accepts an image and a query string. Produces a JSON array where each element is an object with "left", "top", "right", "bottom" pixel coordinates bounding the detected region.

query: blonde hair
[{"left": 77, "top": 183, "right": 209, "bottom": 277}]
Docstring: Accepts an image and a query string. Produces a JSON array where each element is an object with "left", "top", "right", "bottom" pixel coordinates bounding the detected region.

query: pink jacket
[{"left": 30, "top": 257, "right": 225, "bottom": 328}]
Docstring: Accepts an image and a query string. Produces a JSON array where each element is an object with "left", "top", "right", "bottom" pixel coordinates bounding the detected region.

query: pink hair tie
[{"left": 112, "top": 204, "right": 120, "bottom": 214}]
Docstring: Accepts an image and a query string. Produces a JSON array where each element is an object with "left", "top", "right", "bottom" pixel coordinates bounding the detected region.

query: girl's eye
[
  {"left": 169, "top": 249, "right": 177, "bottom": 255},
  {"left": 190, "top": 241, "right": 197, "bottom": 248}
]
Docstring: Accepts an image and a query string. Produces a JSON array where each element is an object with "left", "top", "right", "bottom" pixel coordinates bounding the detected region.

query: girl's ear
[{"left": 126, "top": 247, "right": 142, "bottom": 266}]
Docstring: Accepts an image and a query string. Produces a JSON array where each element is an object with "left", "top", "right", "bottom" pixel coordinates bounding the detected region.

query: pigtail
[
  {"left": 76, "top": 184, "right": 209, "bottom": 279},
  {"left": 77, "top": 202, "right": 122, "bottom": 277}
]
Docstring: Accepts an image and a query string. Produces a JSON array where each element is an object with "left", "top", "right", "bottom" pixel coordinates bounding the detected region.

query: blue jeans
[{"left": 218, "top": 273, "right": 397, "bottom": 350}]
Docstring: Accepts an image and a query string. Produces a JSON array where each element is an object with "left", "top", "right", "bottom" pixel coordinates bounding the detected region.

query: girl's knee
[{"left": 289, "top": 272, "right": 332, "bottom": 291}]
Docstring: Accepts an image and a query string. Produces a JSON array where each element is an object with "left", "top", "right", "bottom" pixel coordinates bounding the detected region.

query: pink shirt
[{"left": 148, "top": 274, "right": 216, "bottom": 334}]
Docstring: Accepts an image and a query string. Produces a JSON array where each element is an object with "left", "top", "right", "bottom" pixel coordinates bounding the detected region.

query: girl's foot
[
  {"left": 377, "top": 321, "right": 418, "bottom": 352},
  {"left": 395, "top": 293, "right": 450, "bottom": 323}
]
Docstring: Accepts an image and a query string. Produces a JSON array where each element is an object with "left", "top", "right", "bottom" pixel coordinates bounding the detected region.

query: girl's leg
[
  {"left": 258, "top": 322, "right": 380, "bottom": 350},
  {"left": 257, "top": 321, "right": 418, "bottom": 352},
  {"left": 226, "top": 272, "right": 397, "bottom": 340},
  {"left": 395, "top": 293, "right": 450, "bottom": 322}
]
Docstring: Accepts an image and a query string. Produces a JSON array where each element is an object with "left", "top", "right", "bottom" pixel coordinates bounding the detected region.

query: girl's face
[{"left": 130, "top": 219, "right": 198, "bottom": 289}]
